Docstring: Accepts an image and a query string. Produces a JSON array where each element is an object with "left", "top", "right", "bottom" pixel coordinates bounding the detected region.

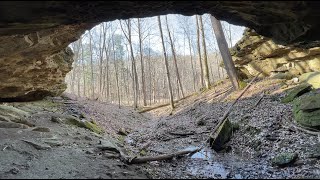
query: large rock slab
[
  {"left": 0, "top": 2, "right": 320, "bottom": 100},
  {"left": 0, "top": 24, "right": 92, "bottom": 101},
  {"left": 231, "top": 28, "right": 320, "bottom": 79},
  {"left": 299, "top": 72, "right": 320, "bottom": 89}
]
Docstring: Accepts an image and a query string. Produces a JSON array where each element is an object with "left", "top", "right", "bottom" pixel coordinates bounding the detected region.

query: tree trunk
[
  {"left": 165, "top": 16, "right": 185, "bottom": 98},
  {"left": 99, "top": 23, "right": 107, "bottom": 97},
  {"left": 199, "top": 15, "right": 210, "bottom": 89},
  {"left": 89, "top": 30, "right": 95, "bottom": 99},
  {"left": 158, "top": 16, "right": 174, "bottom": 109},
  {"left": 71, "top": 39, "right": 81, "bottom": 94},
  {"left": 81, "top": 36, "right": 86, "bottom": 98},
  {"left": 195, "top": 15, "right": 204, "bottom": 89},
  {"left": 120, "top": 19, "right": 139, "bottom": 109},
  {"left": 210, "top": 15, "right": 239, "bottom": 90},
  {"left": 185, "top": 28, "right": 196, "bottom": 92},
  {"left": 112, "top": 35, "right": 121, "bottom": 108},
  {"left": 137, "top": 18, "right": 147, "bottom": 106}
]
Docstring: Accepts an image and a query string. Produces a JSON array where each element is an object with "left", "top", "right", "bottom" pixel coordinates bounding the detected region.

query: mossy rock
[
  {"left": 272, "top": 152, "right": 298, "bottom": 167},
  {"left": 271, "top": 72, "right": 294, "bottom": 80},
  {"left": 210, "top": 118, "right": 233, "bottom": 151},
  {"left": 0, "top": 105, "right": 30, "bottom": 118},
  {"left": 84, "top": 121, "right": 104, "bottom": 134},
  {"left": 281, "top": 83, "right": 312, "bottom": 103},
  {"left": 65, "top": 116, "right": 85, "bottom": 127},
  {"left": 296, "top": 109, "right": 320, "bottom": 129},
  {"left": 293, "top": 94, "right": 320, "bottom": 129},
  {"left": 66, "top": 116, "right": 104, "bottom": 134},
  {"left": 299, "top": 71, "right": 320, "bottom": 89}
]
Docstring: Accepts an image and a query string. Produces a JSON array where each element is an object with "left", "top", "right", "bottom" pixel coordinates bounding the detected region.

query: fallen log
[
  {"left": 126, "top": 147, "right": 201, "bottom": 164},
  {"left": 138, "top": 94, "right": 194, "bottom": 113},
  {"left": 200, "top": 73, "right": 261, "bottom": 150}
]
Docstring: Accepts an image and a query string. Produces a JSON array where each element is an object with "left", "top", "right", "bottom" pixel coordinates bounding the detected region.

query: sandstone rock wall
[
  {"left": 0, "top": 23, "right": 94, "bottom": 101},
  {"left": 1, "top": 1, "right": 320, "bottom": 101},
  {"left": 231, "top": 29, "right": 320, "bottom": 79}
]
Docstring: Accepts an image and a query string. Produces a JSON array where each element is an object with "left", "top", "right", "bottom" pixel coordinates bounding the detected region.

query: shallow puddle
[
  {"left": 184, "top": 146, "right": 234, "bottom": 178},
  {"left": 183, "top": 146, "right": 214, "bottom": 160}
]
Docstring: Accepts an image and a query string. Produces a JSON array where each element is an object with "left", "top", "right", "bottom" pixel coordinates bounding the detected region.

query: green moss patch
[
  {"left": 66, "top": 115, "right": 104, "bottom": 134},
  {"left": 293, "top": 93, "right": 320, "bottom": 129},
  {"left": 281, "top": 83, "right": 312, "bottom": 103}
]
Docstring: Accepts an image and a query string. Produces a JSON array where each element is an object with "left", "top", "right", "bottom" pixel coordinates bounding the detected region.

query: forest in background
[{"left": 65, "top": 14, "right": 245, "bottom": 108}]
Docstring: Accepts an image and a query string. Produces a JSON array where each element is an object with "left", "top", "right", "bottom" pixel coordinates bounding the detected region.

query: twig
[
  {"left": 168, "top": 131, "right": 195, "bottom": 136},
  {"left": 212, "top": 87, "right": 232, "bottom": 99},
  {"left": 253, "top": 91, "right": 265, "bottom": 107}
]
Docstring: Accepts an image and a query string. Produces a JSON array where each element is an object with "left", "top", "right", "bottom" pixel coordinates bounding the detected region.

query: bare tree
[
  {"left": 165, "top": 16, "right": 185, "bottom": 98},
  {"left": 199, "top": 15, "right": 211, "bottom": 89},
  {"left": 111, "top": 33, "right": 121, "bottom": 108},
  {"left": 70, "top": 38, "right": 81, "bottom": 94},
  {"left": 120, "top": 19, "right": 139, "bottom": 109},
  {"left": 196, "top": 15, "right": 204, "bottom": 89},
  {"left": 98, "top": 23, "right": 108, "bottom": 97},
  {"left": 210, "top": 15, "right": 239, "bottom": 89},
  {"left": 158, "top": 16, "right": 174, "bottom": 109},
  {"left": 88, "top": 30, "right": 95, "bottom": 99},
  {"left": 137, "top": 18, "right": 147, "bottom": 106},
  {"left": 81, "top": 34, "right": 86, "bottom": 97}
]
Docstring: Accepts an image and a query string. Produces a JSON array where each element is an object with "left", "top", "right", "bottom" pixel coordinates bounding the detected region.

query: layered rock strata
[{"left": 231, "top": 29, "right": 320, "bottom": 79}]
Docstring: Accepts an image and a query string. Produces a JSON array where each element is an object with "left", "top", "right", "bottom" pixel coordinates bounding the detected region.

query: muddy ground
[{"left": 0, "top": 77, "right": 319, "bottom": 179}]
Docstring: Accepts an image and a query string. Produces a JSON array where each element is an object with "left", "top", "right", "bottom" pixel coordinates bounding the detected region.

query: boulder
[
  {"left": 281, "top": 83, "right": 312, "bottom": 103},
  {"left": 299, "top": 72, "right": 320, "bottom": 89},
  {"left": 272, "top": 152, "right": 298, "bottom": 167},
  {"left": 96, "top": 139, "right": 120, "bottom": 153},
  {"left": 22, "top": 139, "right": 51, "bottom": 150},
  {"left": 293, "top": 93, "right": 320, "bottom": 129},
  {"left": 0, "top": 105, "right": 34, "bottom": 126},
  {"left": 66, "top": 115, "right": 104, "bottom": 134}
]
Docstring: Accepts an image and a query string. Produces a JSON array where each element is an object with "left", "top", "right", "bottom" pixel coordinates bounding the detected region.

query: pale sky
[{"left": 75, "top": 13, "right": 245, "bottom": 57}]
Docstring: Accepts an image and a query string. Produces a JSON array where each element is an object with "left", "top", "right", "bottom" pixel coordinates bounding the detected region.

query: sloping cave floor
[{"left": 0, "top": 78, "right": 319, "bottom": 179}]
